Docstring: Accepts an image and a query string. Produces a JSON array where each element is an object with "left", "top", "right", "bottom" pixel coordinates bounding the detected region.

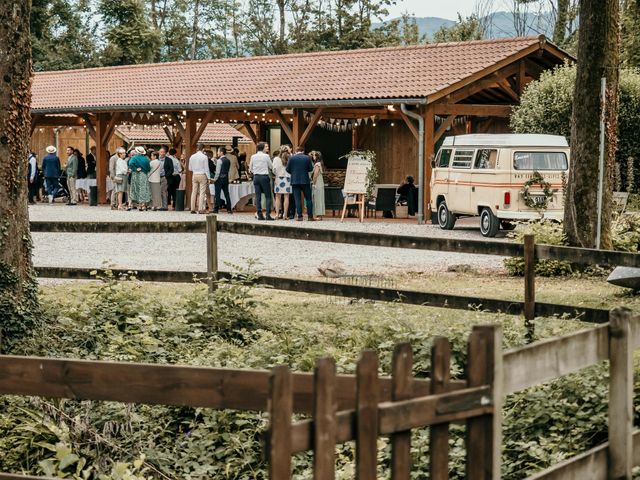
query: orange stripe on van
[{"left": 433, "top": 180, "right": 563, "bottom": 188}]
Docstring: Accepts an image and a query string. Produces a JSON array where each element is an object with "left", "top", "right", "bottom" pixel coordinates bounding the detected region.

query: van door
[
  {"left": 448, "top": 148, "right": 475, "bottom": 213},
  {"left": 470, "top": 148, "right": 499, "bottom": 215},
  {"left": 431, "top": 147, "right": 452, "bottom": 207}
]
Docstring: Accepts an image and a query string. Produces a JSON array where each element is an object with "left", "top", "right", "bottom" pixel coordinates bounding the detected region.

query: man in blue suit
[
  {"left": 41, "top": 145, "right": 61, "bottom": 203},
  {"left": 286, "top": 146, "right": 314, "bottom": 221}
]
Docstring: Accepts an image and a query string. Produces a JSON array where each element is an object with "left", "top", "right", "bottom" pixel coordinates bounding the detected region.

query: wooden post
[
  {"left": 608, "top": 308, "right": 633, "bottom": 479},
  {"left": 391, "top": 343, "right": 413, "bottom": 480},
  {"left": 465, "top": 325, "right": 503, "bottom": 480},
  {"left": 268, "top": 365, "right": 292, "bottom": 480},
  {"left": 524, "top": 234, "right": 536, "bottom": 342},
  {"left": 313, "top": 357, "right": 337, "bottom": 480},
  {"left": 292, "top": 109, "right": 304, "bottom": 148},
  {"left": 206, "top": 214, "right": 218, "bottom": 293},
  {"left": 430, "top": 337, "right": 451, "bottom": 480},
  {"left": 95, "top": 113, "right": 109, "bottom": 203},
  {"left": 356, "top": 350, "right": 379, "bottom": 480},
  {"left": 423, "top": 104, "right": 435, "bottom": 221}
]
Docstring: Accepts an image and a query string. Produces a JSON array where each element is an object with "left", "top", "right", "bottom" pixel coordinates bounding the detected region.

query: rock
[
  {"left": 447, "top": 264, "right": 476, "bottom": 274},
  {"left": 607, "top": 266, "right": 640, "bottom": 290},
  {"left": 318, "top": 259, "right": 347, "bottom": 278}
]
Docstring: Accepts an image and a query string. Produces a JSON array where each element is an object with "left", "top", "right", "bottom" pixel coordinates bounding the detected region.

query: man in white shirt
[
  {"left": 188, "top": 143, "right": 210, "bottom": 214},
  {"left": 249, "top": 142, "right": 274, "bottom": 220}
]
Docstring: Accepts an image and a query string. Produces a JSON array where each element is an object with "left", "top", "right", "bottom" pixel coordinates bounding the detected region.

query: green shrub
[
  {"left": 612, "top": 212, "right": 640, "bottom": 252},
  {"left": 503, "top": 221, "right": 573, "bottom": 276},
  {"left": 511, "top": 64, "right": 640, "bottom": 185}
]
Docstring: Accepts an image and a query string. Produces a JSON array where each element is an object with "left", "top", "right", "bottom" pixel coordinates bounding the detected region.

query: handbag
[{"left": 114, "top": 175, "right": 124, "bottom": 185}]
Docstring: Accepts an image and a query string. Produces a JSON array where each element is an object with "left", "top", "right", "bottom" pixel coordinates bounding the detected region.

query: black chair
[
  {"left": 366, "top": 187, "right": 397, "bottom": 218},
  {"left": 325, "top": 187, "right": 345, "bottom": 216}
]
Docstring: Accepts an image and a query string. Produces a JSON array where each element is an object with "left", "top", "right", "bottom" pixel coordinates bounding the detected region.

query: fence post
[
  {"left": 465, "top": 325, "right": 503, "bottom": 480},
  {"left": 268, "top": 365, "right": 292, "bottom": 480},
  {"left": 356, "top": 350, "right": 379, "bottom": 480},
  {"left": 524, "top": 234, "right": 535, "bottom": 342},
  {"left": 206, "top": 214, "right": 218, "bottom": 293},
  {"left": 314, "top": 357, "right": 337, "bottom": 480},
  {"left": 608, "top": 308, "right": 633, "bottom": 479},
  {"left": 391, "top": 343, "right": 413, "bottom": 480},
  {"left": 430, "top": 337, "right": 451, "bottom": 480}
]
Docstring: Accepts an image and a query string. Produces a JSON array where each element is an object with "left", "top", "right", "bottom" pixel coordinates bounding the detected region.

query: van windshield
[{"left": 513, "top": 152, "right": 568, "bottom": 170}]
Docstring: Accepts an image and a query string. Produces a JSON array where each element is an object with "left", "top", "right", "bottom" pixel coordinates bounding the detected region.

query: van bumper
[{"left": 495, "top": 210, "right": 563, "bottom": 221}]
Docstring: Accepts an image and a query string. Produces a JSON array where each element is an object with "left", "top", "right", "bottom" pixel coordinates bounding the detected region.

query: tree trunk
[
  {"left": 276, "top": 0, "right": 287, "bottom": 53},
  {"left": 191, "top": 0, "right": 200, "bottom": 60},
  {"left": 0, "top": 0, "right": 40, "bottom": 349},
  {"left": 564, "top": 0, "right": 620, "bottom": 249},
  {"left": 553, "top": 0, "right": 570, "bottom": 44}
]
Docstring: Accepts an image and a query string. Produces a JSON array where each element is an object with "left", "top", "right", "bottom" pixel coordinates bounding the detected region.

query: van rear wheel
[
  {"left": 437, "top": 201, "right": 456, "bottom": 230},
  {"left": 480, "top": 208, "right": 500, "bottom": 237}
]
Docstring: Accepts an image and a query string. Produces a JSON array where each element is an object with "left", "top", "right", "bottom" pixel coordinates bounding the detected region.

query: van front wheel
[
  {"left": 480, "top": 208, "right": 500, "bottom": 237},
  {"left": 437, "top": 201, "right": 456, "bottom": 230}
]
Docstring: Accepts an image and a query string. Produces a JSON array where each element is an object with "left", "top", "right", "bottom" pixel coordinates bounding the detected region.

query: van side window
[
  {"left": 514, "top": 152, "right": 568, "bottom": 170},
  {"left": 451, "top": 149, "right": 475, "bottom": 169},
  {"left": 474, "top": 149, "right": 498, "bottom": 169},
  {"left": 437, "top": 148, "right": 452, "bottom": 167}
]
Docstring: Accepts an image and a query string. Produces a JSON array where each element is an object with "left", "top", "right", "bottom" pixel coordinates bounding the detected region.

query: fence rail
[
  {"left": 30, "top": 220, "right": 640, "bottom": 267},
  {"left": 34, "top": 266, "right": 610, "bottom": 323}
]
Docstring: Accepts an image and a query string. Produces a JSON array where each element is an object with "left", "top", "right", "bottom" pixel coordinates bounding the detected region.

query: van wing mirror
[{"left": 431, "top": 159, "right": 436, "bottom": 168}]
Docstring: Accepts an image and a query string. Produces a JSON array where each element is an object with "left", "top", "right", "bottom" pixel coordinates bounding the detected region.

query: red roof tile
[
  {"left": 116, "top": 124, "right": 250, "bottom": 144},
  {"left": 32, "top": 36, "right": 566, "bottom": 113}
]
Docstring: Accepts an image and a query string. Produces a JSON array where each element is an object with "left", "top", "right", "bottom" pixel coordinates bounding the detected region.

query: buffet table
[{"left": 209, "top": 182, "right": 255, "bottom": 209}]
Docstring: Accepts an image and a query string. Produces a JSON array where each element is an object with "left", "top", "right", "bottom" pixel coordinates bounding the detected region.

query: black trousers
[
  {"left": 292, "top": 183, "right": 313, "bottom": 219},
  {"left": 28, "top": 181, "right": 38, "bottom": 203},
  {"left": 168, "top": 175, "right": 179, "bottom": 206},
  {"left": 214, "top": 177, "right": 231, "bottom": 212},
  {"left": 253, "top": 174, "right": 271, "bottom": 215}
]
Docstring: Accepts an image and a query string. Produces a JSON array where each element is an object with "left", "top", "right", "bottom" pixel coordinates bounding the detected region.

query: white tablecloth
[
  {"left": 76, "top": 178, "right": 97, "bottom": 191},
  {"left": 209, "top": 182, "right": 255, "bottom": 208}
]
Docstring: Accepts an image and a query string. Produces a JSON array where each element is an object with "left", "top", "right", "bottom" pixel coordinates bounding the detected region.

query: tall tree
[
  {"left": 0, "top": 0, "right": 40, "bottom": 349},
  {"left": 99, "top": 0, "right": 160, "bottom": 65},
  {"left": 564, "top": 0, "right": 620, "bottom": 248},
  {"left": 552, "top": 0, "right": 570, "bottom": 44},
  {"left": 433, "top": 13, "right": 485, "bottom": 42}
]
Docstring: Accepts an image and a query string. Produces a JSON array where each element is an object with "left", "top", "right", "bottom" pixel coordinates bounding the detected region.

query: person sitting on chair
[{"left": 397, "top": 175, "right": 418, "bottom": 216}]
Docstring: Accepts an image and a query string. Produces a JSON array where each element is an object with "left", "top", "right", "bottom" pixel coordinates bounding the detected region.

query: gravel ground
[{"left": 30, "top": 205, "right": 509, "bottom": 276}]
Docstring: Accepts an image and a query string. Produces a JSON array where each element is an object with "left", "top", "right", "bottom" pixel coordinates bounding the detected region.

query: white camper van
[{"left": 431, "top": 134, "right": 570, "bottom": 237}]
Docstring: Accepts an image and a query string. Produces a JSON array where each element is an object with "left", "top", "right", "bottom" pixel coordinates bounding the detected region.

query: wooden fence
[
  {"left": 30, "top": 217, "right": 638, "bottom": 325},
  {"left": 1, "top": 309, "right": 639, "bottom": 479}
]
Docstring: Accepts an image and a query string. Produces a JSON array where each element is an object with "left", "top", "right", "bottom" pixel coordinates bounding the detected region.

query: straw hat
[
  {"left": 45, "top": 145, "right": 57, "bottom": 154},
  {"left": 134, "top": 146, "right": 146, "bottom": 155}
]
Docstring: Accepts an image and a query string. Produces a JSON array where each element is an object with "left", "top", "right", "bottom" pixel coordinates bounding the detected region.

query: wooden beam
[
  {"left": 101, "top": 113, "right": 121, "bottom": 146},
  {"left": 399, "top": 109, "right": 420, "bottom": 141},
  {"left": 162, "top": 126, "right": 175, "bottom": 144},
  {"left": 433, "top": 104, "right": 513, "bottom": 117},
  {"left": 193, "top": 111, "right": 215, "bottom": 145},
  {"left": 497, "top": 79, "right": 520, "bottom": 103},
  {"left": 170, "top": 113, "right": 186, "bottom": 138},
  {"left": 434, "top": 115, "right": 456, "bottom": 143},
  {"left": 299, "top": 108, "right": 324, "bottom": 147},
  {"left": 273, "top": 109, "right": 294, "bottom": 143},
  {"left": 292, "top": 109, "right": 304, "bottom": 147},
  {"left": 82, "top": 114, "right": 97, "bottom": 141},
  {"left": 441, "top": 63, "right": 520, "bottom": 105},
  {"left": 95, "top": 113, "right": 109, "bottom": 203},
  {"left": 184, "top": 113, "right": 198, "bottom": 201},
  {"left": 243, "top": 122, "right": 259, "bottom": 145}
]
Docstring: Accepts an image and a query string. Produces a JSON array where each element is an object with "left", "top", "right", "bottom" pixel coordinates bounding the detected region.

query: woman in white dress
[
  {"left": 272, "top": 146, "right": 292, "bottom": 220},
  {"left": 114, "top": 147, "right": 129, "bottom": 210}
]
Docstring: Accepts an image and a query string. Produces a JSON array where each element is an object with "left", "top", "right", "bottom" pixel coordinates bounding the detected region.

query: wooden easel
[{"left": 341, "top": 192, "right": 366, "bottom": 223}]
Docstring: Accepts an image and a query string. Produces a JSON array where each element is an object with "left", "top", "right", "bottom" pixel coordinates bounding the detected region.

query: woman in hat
[
  {"left": 42, "top": 145, "right": 61, "bottom": 203},
  {"left": 128, "top": 146, "right": 151, "bottom": 211}
]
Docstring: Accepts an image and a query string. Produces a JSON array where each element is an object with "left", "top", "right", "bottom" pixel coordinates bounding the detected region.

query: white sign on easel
[{"left": 341, "top": 155, "right": 372, "bottom": 222}]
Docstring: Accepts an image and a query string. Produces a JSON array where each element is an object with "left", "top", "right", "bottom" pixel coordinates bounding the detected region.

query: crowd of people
[
  {"left": 30, "top": 141, "right": 326, "bottom": 220},
  {"left": 188, "top": 141, "right": 325, "bottom": 220}
]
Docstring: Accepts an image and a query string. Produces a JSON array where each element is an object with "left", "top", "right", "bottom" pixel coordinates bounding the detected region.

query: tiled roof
[
  {"left": 116, "top": 124, "right": 250, "bottom": 144},
  {"left": 32, "top": 36, "right": 564, "bottom": 113}
]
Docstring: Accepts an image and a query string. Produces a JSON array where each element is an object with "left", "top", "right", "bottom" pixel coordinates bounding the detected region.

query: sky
[{"left": 385, "top": 0, "right": 478, "bottom": 20}]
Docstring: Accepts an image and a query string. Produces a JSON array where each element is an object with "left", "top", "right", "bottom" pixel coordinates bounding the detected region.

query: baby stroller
[{"left": 51, "top": 173, "right": 70, "bottom": 203}]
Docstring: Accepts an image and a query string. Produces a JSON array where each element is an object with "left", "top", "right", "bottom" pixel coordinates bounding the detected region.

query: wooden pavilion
[{"left": 30, "top": 35, "right": 571, "bottom": 221}]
